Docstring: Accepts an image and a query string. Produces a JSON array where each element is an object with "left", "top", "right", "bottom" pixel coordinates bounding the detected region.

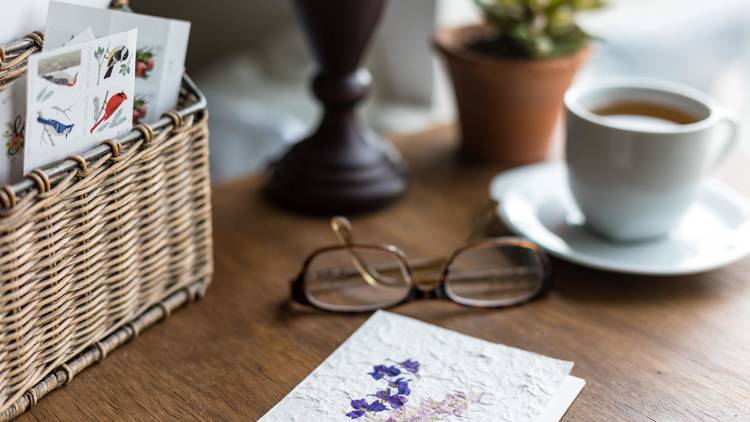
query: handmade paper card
[
  {"left": 260, "top": 311, "right": 583, "bottom": 422},
  {"left": 23, "top": 29, "right": 136, "bottom": 173},
  {"left": 45, "top": 1, "right": 191, "bottom": 124}
]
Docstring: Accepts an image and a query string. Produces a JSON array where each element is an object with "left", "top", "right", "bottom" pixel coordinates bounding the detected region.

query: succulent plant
[{"left": 474, "top": 0, "right": 606, "bottom": 59}]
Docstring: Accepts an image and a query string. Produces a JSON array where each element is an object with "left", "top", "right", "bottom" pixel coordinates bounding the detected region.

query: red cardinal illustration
[{"left": 90, "top": 91, "right": 128, "bottom": 133}]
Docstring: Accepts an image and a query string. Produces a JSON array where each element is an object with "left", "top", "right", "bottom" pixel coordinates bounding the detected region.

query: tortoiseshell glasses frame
[{"left": 290, "top": 215, "right": 552, "bottom": 313}]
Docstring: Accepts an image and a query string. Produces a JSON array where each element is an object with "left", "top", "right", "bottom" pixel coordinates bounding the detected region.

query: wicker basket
[{"left": 0, "top": 4, "right": 212, "bottom": 420}]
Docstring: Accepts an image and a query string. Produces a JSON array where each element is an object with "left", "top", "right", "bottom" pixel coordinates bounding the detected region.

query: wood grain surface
[{"left": 18, "top": 126, "right": 750, "bottom": 421}]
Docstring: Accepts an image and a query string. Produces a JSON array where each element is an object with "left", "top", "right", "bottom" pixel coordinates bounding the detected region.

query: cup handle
[{"left": 707, "top": 109, "right": 739, "bottom": 173}]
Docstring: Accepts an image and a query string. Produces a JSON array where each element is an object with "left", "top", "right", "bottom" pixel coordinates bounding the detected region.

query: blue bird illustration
[{"left": 37, "top": 113, "right": 74, "bottom": 145}]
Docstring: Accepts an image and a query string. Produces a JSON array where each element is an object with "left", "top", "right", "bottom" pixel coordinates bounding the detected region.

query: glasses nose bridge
[
  {"left": 413, "top": 277, "right": 440, "bottom": 292},
  {"left": 407, "top": 258, "right": 452, "bottom": 301},
  {"left": 408, "top": 263, "right": 448, "bottom": 294}
]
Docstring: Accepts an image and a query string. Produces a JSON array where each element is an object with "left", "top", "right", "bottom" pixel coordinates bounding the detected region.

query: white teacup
[{"left": 565, "top": 79, "right": 739, "bottom": 242}]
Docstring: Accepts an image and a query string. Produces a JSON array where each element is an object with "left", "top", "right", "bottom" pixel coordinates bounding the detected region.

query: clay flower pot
[{"left": 434, "top": 24, "right": 590, "bottom": 163}]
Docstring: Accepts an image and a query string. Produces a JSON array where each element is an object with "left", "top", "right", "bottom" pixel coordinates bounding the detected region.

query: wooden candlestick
[{"left": 265, "top": 0, "right": 408, "bottom": 214}]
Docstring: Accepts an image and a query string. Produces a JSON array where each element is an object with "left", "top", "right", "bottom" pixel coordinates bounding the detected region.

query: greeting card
[
  {"left": 44, "top": 1, "right": 191, "bottom": 124},
  {"left": 0, "top": 83, "right": 27, "bottom": 185},
  {"left": 0, "top": 0, "right": 109, "bottom": 45},
  {"left": 23, "top": 29, "right": 136, "bottom": 173},
  {"left": 260, "top": 311, "right": 584, "bottom": 422},
  {"left": 0, "top": 2, "right": 107, "bottom": 184}
]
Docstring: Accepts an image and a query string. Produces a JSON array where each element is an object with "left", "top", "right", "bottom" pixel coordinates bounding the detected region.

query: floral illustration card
[
  {"left": 44, "top": 1, "right": 191, "bottom": 124},
  {"left": 23, "top": 29, "right": 136, "bottom": 173},
  {"left": 0, "top": 82, "right": 27, "bottom": 185},
  {"left": 260, "top": 311, "right": 583, "bottom": 422}
]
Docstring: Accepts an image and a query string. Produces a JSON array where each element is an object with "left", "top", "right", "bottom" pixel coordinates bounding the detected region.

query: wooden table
[{"left": 19, "top": 126, "right": 750, "bottom": 421}]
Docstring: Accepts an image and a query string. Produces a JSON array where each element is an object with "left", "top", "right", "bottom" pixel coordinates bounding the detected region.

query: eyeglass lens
[
  {"left": 445, "top": 243, "right": 545, "bottom": 306},
  {"left": 305, "top": 247, "right": 411, "bottom": 311}
]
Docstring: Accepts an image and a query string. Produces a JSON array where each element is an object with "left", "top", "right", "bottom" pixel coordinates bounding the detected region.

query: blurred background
[{"left": 132, "top": 0, "right": 750, "bottom": 183}]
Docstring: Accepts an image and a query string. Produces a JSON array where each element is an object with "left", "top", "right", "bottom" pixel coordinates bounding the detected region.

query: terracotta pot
[{"left": 434, "top": 24, "right": 590, "bottom": 163}]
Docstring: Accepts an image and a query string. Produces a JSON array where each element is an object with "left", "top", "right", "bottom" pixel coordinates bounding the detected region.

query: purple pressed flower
[
  {"left": 368, "top": 365, "right": 387, "bottom": 380},
  {"left": 385, "top": 365, "right": 401, "bottom": 377},
  {"left": 368, "top": 364, "right": 401, "bottom": 380},
  {"left": 387, "top": 394, "right": 408, "bottom": 409},
  {"left": 371, "top": 388, "right": 408, "bottom": 410},
  {"left": 400, "top": 359, "right": 420, "bottom": 374},
  {"left": 345, "top": 359, "right": 424, "bottom": 418},
  {"left": 385, "top": 391, "right": 485, "bottom": 420},
  {"left": 367, "top": 401, "right": 387, "bottom": 412},
  {"left": 389, "top": 378, "right": 411, "bottom": 396},
  {"left": 346, "top": 398, "right": 368, "bottom": 418},
  {"left": 350, "top": 399, "right": 368, "bottom": 410},
  {"left": 345, "top": 410, "right": 365, "bottom": 419}
]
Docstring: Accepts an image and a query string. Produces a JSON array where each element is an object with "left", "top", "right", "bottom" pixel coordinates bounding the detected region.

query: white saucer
[{"left": 489, "top": 162, "right": 750, "bottom": 275}]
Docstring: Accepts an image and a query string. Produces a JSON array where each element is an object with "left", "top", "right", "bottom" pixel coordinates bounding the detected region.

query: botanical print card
[
  {"left": 0, "top": 82, "right": 27, "bottom": 185},
  {"left": 44, "top": 1, "right": 191, "bottom": 124},
  {"left": 23, "top": 29, "right": 136, "bottom": 173},
  {"left": 260, "top": 311, "right": 581, "bottom": 422}
]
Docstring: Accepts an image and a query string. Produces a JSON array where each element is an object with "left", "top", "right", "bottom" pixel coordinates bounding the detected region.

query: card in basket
[
  {"left": 45, "top": 1, "right": 191, "bottom": 124},
  {"left": 23, "top": 29, "right": 136, "bottom": 174},
  {"left": 0, "top": 81, "right": 27, "bottom": 185},
  {"left": 0, "top": 28, "right": 96, "bottom": 184},
  {"left": 0, "top": 0, "right": 109, "bottom": 45}
]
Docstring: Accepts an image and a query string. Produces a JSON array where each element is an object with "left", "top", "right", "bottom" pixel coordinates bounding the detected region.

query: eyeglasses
[{"left": 290, "top": 214, "right": 551, "bottom": 313}]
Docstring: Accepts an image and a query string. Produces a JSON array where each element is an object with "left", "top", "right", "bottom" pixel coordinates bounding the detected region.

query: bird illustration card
[
  {"left": 23, "top": 29, "right": 136, "bottom": 174},
  {"left": 260, "top": 311, "right": 584, "bottom": 422},
  {"left": 45, "top": 1, "right": 190, "bottom": 124}
]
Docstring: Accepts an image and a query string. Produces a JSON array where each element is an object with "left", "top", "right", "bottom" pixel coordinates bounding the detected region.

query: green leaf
[
  {"left": 530, "top": 35, "right": 554, "bottom": 57},
  {"left": 572, "top": 0, "right": 606, "bottom": 10},
  {"left": 119, "top": 63, "right": 131, "bottom": 76},
  {"left": 473, "top": 0, "right": 605, "bottom": 59}
]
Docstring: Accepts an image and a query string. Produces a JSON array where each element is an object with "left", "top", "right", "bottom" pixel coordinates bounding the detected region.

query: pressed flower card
[
  {"left": 23, "top": 29, "right": 136, "bottom": 173},
  {"left": 259, "top": 311, "right": 583, "bottom": 422},
  {"left": 44, "top": 1, "right": 190, "bottom": 124}
]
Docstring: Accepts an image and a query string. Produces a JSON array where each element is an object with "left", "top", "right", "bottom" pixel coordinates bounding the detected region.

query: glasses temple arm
[
  {"left": 466, "top": 199, "right": 499, "bottom": 242},
  {"left": 331, "top": 217, "right": 403, "bottom": 288}
]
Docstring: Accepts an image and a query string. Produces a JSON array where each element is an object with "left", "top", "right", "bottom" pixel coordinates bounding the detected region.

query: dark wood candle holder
[{"left": 265, "top": 0, "right": 408, "bottom": 215}]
